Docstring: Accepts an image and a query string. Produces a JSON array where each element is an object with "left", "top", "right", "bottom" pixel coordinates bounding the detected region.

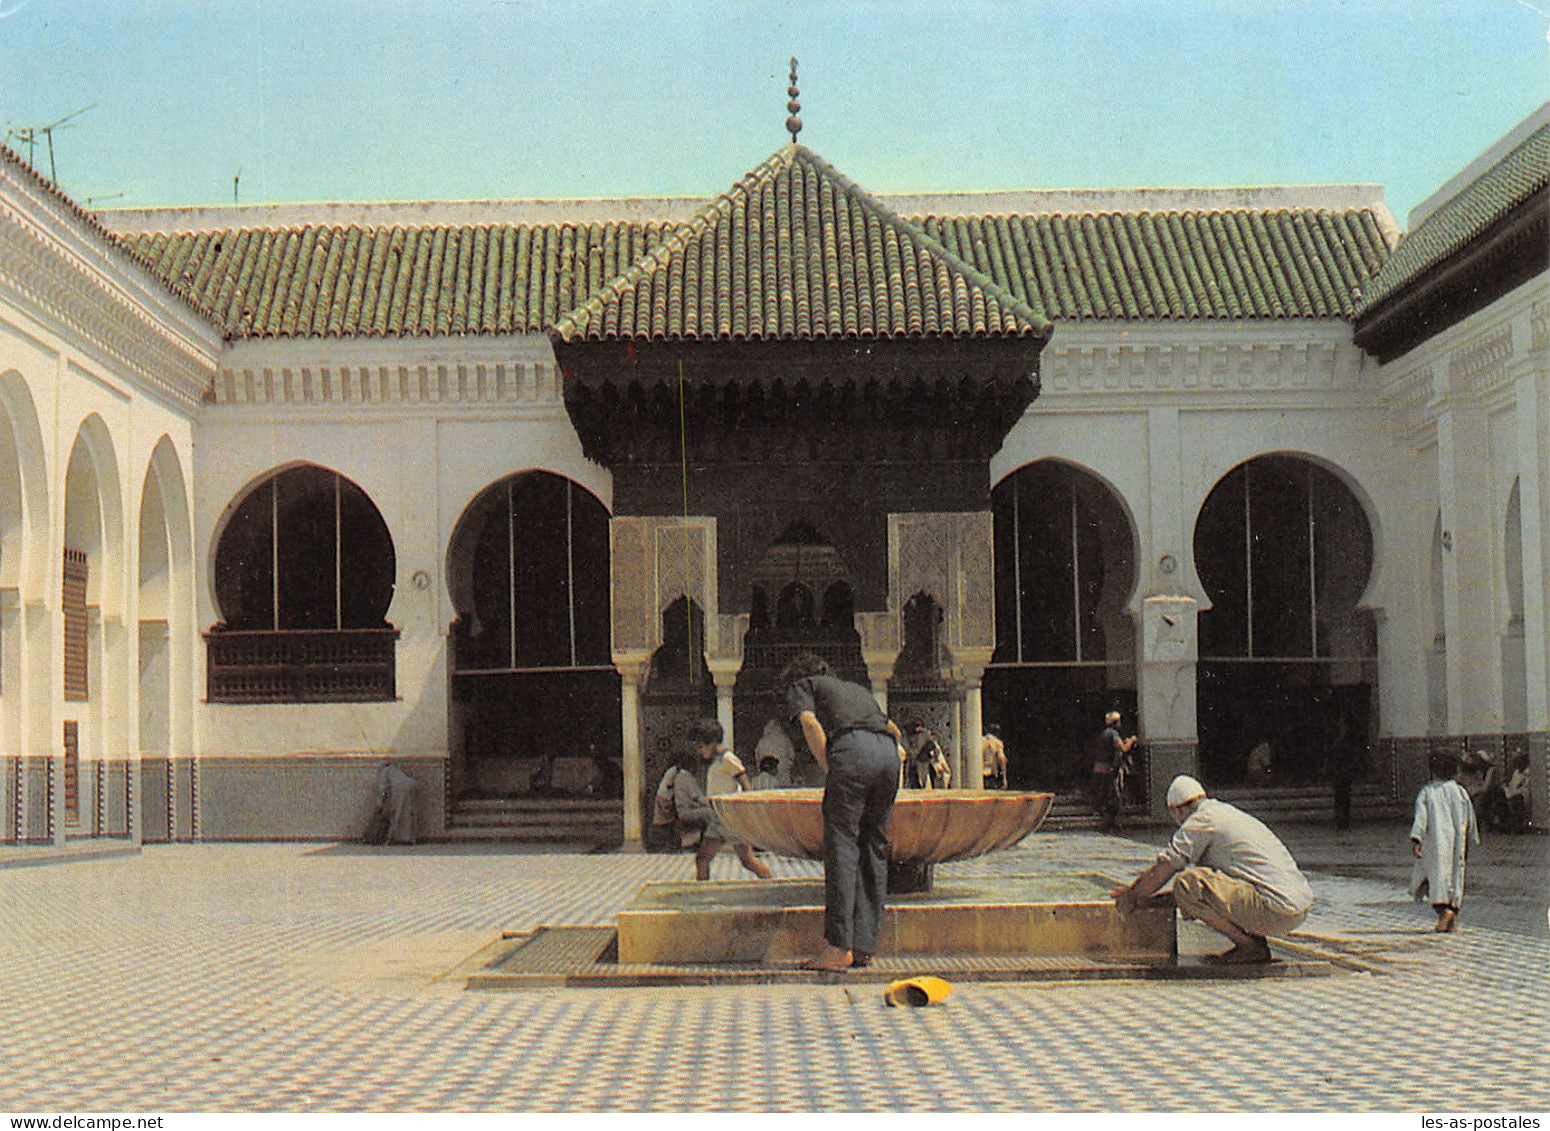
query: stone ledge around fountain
[{"left": 614, "top": 873, "right": 1176, "bottom": 965}]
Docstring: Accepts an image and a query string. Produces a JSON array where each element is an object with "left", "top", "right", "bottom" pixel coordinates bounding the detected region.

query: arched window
[
  {"left": 207, "top": 465, "right": 397, "bottom": 702},
  {"left": 985, "top": 461, "right": 1137, "bottom": 789},
  {"left": 1194, "top": 455, "right": 1377, "bottom": 784},
  {"left": 446, "top": 472, "right": 618, "bottom": 799}
]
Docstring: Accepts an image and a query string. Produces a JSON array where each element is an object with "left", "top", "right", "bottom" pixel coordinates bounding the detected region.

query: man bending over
[{"left": 1111, "top": 775, "right": 1313, "bottom": 965}]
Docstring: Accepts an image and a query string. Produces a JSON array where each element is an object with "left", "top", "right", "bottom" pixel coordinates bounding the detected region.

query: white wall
[{"left": 192, "top": 334, "right": 611, "bottom": 762}]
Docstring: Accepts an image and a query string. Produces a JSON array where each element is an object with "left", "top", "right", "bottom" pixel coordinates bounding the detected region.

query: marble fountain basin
[
  {"left": 618, "top": 788, "right": 1177, "bottom": 965},
  {"left": 711, "top": 787, "right": 1055, "bottom": 864}
]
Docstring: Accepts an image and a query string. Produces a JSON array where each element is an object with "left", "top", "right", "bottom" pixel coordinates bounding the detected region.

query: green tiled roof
[
  {"left": 1356, "top": 120, "right": 1549, "bottom": 315},
  {"left": 916, "top": 209, "right": 1390, "bottom": 320},
  {"left": 113, "top": 175, "right": 1394, "bottom": 342},
  {"left": 549, "top": 145, "right": 1051, "bottom": 343},
  {"left": 116, "top": 222, "right": 672, "bottom": 338}
]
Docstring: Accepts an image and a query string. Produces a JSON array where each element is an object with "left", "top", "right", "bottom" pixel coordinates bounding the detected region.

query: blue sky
[{"left": 1, "top": 0, "right": 1546, "bottom": 223}]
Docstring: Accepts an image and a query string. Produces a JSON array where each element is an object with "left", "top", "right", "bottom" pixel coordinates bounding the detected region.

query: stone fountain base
[{"left": 615, "top": 873, "right": 1176, "bottom": 965}]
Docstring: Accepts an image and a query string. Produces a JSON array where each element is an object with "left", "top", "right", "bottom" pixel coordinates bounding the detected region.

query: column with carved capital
[
  {"left": 709, "top": 662, "right": 738, "bottom": 754},
  {"left": 960, "top": 658, "right": 988, "bottom": 790},
  {"left": 616, "top": 657, "right": 649, "bottom": 844},
  {"left": 864, "top": 663, "right": 893, "bottom": 715}
]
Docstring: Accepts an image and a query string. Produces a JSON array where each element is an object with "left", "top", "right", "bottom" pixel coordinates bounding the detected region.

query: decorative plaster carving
[
  {"left": 889, "top": 512, "right": 996, "bottom": 655},
  {"left": 0, "top": 199, "right": 216, "bottom": 409},
  {"left": 656, "top": 522, "right": 712, "bottom": 633},
  {"left": 610, "top": 520, "right": 654, "bottom": 654},
  {"left": 1042, "top": 338, "right": 1355, "bottom": 397},
  {"left": 712, "top": 615, "right": 747, "bottom": 663},
  {"left": 956, "top": 513, "right": 995, "bottom": 650},
  {"left": 856, "top": 611, "right": 900, "bottom": 659},
  {"left": 1383, "top": 363, "right": 1437, "bottom": 444},
  {"left": 1532, "top": 300, "right": 1548, "bottom": 352},
  {"left": 1447, "top": 326, "right": 1513, "bottom": 391},
  {"left": 610, "top": 515, "right": 717, "bottom": 660},
  {"left": 212, "top": 359, "right": 564, "bottom": 407}
]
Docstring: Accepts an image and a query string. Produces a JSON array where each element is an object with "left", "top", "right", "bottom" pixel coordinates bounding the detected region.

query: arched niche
[
  {"left": 984, "top": 459, "right": 1138, "bottom": 791},
  {"left": 207, "top": 462, "right": 398, "bottom": 703},
  {"left": 444, "top": 470, "right": 618, "bottom": 800},
  {"left": 0, "top": 370, "right": 50, "bottom": 598},
  {"left": 1193, "top": 453, "right": 1378, "bottom": 786}
]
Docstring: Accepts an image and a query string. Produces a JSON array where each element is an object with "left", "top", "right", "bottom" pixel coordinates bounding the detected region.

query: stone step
[
  {"left": 452, "top": 797, "right": 618, "bottom": 813},
  {"left": 1043, "top": 784, "right": 1402, "bottom": 827},
  {"left": 450, "top": 810, "right": 620, "bottom": 829},
  {"left": 443, "top": 796, "right": 622, "bottom": 842},
  {"left": 435, "top": 824, "right": 620, "bottom": 843}
]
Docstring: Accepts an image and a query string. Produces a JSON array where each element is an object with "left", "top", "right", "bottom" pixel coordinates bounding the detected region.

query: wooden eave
[
  {"left": 1354, "top": 187, "right": 1548, "bottom": 364},
  {"left": 556, "top": 335, "right": 1045, "bottom": 468}
]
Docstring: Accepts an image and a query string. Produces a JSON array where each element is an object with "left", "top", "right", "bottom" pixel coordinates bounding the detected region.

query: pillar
[
  {"left": 1514, "top": 368, "right": 1550, "bottom": 828},
  {"left": 1139, "top": 407, "right": 1200, "bottom": 814},
  {"left": 963, "top": 678, "right": 985, "bottom": 790},
  {"left": 957, "top": 652, "right": 990, "bottom": 790},
  {"left": 617, "top": 659, "right": 648, "bottom": 844},
  {"left": 710, "top": 662, "right": 737, "bottom": 754},
  {"left": 1437, "top": 403, "right": 1502, "bottom": 733},
  {"left": 864, "top": 658, "right": 894, "bottom": 714},
  {"left": 1138, "top": 595, "right": 1199, "bottom": 817}
]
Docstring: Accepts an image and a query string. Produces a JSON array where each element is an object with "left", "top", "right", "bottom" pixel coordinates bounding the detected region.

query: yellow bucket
[{"left": 883, "top": 976, "right": 953, "bottom": 1007}]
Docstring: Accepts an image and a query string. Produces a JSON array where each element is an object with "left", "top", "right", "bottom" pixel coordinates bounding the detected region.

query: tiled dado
[
  {"left": 194, "top": 755, "right": 446, "bottom": 840},
  {"left": 1383, "top": 732, "right": 1547, "bottom": 829},
  {"left": 2, "top": 757, "right": 139, "bottom": 843},
  {"left": 1528, "top": 731, "right": 1548, "bottom": 830},
  {"left": 3, "top": 755, "right": 54, "bottom": 842},
  {"left": 139, "top": 757, "right": 201, "bottom": 842},
  {"left": 1143, "top": 740, "right": 1197, "bottom": 818}
]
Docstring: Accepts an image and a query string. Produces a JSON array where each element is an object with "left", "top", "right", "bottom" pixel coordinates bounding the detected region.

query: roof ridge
[
  {"left": 552, "top": 147, "right": 799, "bottom": 338},
  {"left": 790, "top": 146, "right": 1051, "bottom": 330},
  {"left": 552, "top": 143, "right": 1051, "bottom": 341},
  {"left": 2, "top": 142, "right": 224, "bottom": 328},
  {"left": 1355, "top": 119, "right": 1547, "bottom": 314},
  {"left": 909, "top": 204, "right": 1383, "bottom": 222}
]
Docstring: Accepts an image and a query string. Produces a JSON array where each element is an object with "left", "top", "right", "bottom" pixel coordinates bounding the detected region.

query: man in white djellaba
[{"left": 1410, "top": 749, "right": 1479, "bottom": 933}]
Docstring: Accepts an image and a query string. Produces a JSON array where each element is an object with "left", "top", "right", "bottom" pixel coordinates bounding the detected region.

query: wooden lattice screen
[
  {"left": 62, "top": 719, "right": 79, "bottom": 826},
  {"left": 63, "top": 549, "right": 87, "bottom": 701}
]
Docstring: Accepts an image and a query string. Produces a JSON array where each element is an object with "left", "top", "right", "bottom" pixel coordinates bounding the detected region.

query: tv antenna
[{"left": 6, "top": 104, "right": 96, "bottom": 185}]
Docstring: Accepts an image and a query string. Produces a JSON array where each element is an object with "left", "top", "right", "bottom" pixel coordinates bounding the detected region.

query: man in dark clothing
[
  {"left": 1091, "top": 710, "right": 1137, "bottom": 832},
  {"left": 783, "top": 652, "right": 905, "bottom": 973}
]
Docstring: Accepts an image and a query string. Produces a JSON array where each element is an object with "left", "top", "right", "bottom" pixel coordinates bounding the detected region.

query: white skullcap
[{"left": 1165, "top": 775, "right": 1206, "bottom": 807}]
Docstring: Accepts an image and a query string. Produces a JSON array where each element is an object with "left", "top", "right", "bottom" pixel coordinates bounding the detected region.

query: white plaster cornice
[
  {"left": 1377, "top": 272, "right": 1549, "bottom": 444},
  {"left": 0, "top": 167, "right": 219, "bottom": 411},
  {"left": 211, "top": 333, "right": 563, "bottom": 410},
  {"left": 1037, "top": 321, "right": 1370, "bottom": 404}
]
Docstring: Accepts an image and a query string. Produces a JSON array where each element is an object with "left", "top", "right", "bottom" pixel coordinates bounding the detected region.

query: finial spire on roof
[{"left": 785, "top": 57, "right": 802, "bottom": 143}]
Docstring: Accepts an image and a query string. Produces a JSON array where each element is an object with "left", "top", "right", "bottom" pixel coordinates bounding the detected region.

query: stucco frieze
[
  {"left": 1040, "top": 336, "right": 1360, "bottom": 400},
  {"left": 0, "top": 200, "right": 215, "bottom": 409},
  {"left": 1384, "top": 363, "right": 1437, "bottom": 444},
  {"left": 1447, "top": 326, "right": 1514, "bottom": 393},
  {"left": 212, "top": 359, "right": 564, "bottom": 407},
  {"left": 1532, "top": 300, "right": 1547, "bottom": 353}
]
